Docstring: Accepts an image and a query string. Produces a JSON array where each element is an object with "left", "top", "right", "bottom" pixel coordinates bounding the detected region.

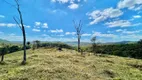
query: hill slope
[
  {"left": 0, "top": 39, "right": 10, "bottom": 44},
  {"left": 0, "top": 48, "right": 142, "bottom": 80}
]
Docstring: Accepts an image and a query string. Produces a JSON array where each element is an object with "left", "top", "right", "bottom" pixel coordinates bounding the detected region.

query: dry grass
[{"left": 0, "top": 48, "right": 142, "bottom": 80}]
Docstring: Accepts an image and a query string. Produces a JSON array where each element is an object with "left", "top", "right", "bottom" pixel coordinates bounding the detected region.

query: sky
[{"left": 0, "top": 0, "right": 142, "bottom": 42}]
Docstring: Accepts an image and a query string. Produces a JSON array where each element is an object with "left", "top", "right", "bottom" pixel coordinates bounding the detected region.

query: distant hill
[
  {"left": 1, "top": 40, "right": 137, "bottom": 46},
  {"left": 10, "top": 41, "right": 23, "bottom": 44},
  {"left": 0, "top": 39, "right": 11, "bottom": 44},
  {"left": 102, "top": 41, "right": 137, "bottom": 45},
  {"left": 64, "top": 41, "right": 91, "bottom": 46},
  {"left": 64, "top": 41, "right": 137, "bottom": 46}
]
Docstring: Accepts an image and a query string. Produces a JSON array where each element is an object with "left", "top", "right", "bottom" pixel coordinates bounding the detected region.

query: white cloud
[
  {"left": 42, "top": 23, "right": 48, "bottom": 28},
  {"left": 9, "top": 33, "right": 16, "bottom": 36},
  {"left": 116, "top": 29, "right": 141, "bottom": 34},
  {"left": 24, "top": 25, "right": 31, "bottom": 28},
  {"left": 68, "top": 3, "right": 79, "bottom": 9},
  {"left": 92, "top": 31, "right": 117, "bottom": 38},
  {"left": 87, "top": 7, "right": 123, "bottom": 25},
  {"left": 51, "top": 0, "right": 82, "bottom": 9},
  {"left": 114, "top": 34, "right": 142, "bottom": 41},
  {"left": 57, "top": 34, "right": 64, "bottom": 37},
  {"left": 82, "top": 33, "right": 91, "bottom": 36},
  {"left": 0, "top": 15, "right": 5, "bottom": 18},
  {"left": 117, "top": 0, "right": 142, "bottom": 10},
  {"left": 51, "top": 0, "right": 83, "bottom": 4},
  {"left": 0, "top": 33, "right": 89, "bottom": 42},
  {"left": 35, "top": 22, "right": 49, "bottom": 28},
  {"left": 122, "top": 30, "right": 141, "bottom": 34},
  {"left": 51, "top": 0, "right": 56, "bottom": 2},
  {"left": 0, "top": 23, "right": 16, "bottom": 27},
  {"left": 32, "top": 29, "right": 41, "bottom": 32},
  {"left": 65, "top": 32, "right": 76, "bottom": 35},
  {"left": 105, "top": 20, "right": 141, "bottom": 27},
  {"left": 56, "top": 0, "right": 69, "bottom": 3},
  {"left": 48, "top": 9, "right": 67, "bottom": 15},
  {"left": 116, "top": 29, "right": 123, "bottom": 32},
  {"left": 0, "top": 23, "right": 31, "bottom": 28},
  {"left": 50, "top": 29, "right": 63, "bottom": 33},
  {"left": 7, "top": 23, "right": 17, "bottom": 27},
  {"left": 42, "top": 34, "right": 49, "bottom": 37},
  {"left": 35, "top": 22, "right": 41, "bottom": 26},
  {"left": 133, "top": 15, "right": 141, "bottom": 18}
]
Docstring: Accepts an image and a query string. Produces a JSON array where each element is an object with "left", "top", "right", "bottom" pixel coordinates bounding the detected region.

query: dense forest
[{"left": 86, "top": 39, "right": 142, "bottom": 59}]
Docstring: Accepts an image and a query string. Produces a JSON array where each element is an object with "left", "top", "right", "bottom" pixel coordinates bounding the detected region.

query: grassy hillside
[{"left": 0, "top": 48, "right": 142, "bottom": 80}]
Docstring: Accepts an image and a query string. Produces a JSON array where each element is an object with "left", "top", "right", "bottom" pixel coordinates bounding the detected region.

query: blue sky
[{"left": 0, "top": 0, "right": 142, "bottom": 42}]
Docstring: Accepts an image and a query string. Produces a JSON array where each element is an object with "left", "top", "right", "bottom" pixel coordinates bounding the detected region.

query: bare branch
[
  {"left": 13, "top": 17, "right": 22, "bottom": 30},
  {"left": 2, "top": 0, "right": 17, "bottom": 9},
  {"left": 79, "top": 20, "right": 83, "bottom": 32},
  {"left": 73, "top": 20, "right": 83, "bottom": 52},
  {"left": 73, "top": 20, "right": 77, "bottom": 30}
]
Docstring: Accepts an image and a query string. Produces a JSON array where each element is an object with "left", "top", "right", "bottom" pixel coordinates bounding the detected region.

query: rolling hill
[
  {"left": 0, "top": 39, "right": 10, "bottom": 44},
  {"left": 0, "top": 48, "right": 142, "bottom": 80}
]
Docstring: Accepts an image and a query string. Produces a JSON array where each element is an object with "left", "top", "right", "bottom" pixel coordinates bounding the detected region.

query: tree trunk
[
  {"left": 78, "top": 36, "right": 80, "bottom": 52},
  {"left": 1, "top": 54, "right": 4, "bottom": 62},
  {"left": 16, "top": 1, "right": 27, "bottom": 64},
  {"left": 22, "top": 27, "right": 26, "bottom": 63}
]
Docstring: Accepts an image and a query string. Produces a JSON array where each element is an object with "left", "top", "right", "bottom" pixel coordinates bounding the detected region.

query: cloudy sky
[{"left": 0, "top": 0, "right": 142, "bottom": 42}]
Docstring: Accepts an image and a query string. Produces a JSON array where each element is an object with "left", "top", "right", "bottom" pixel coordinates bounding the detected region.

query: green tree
[
  {"left": 27, "top": 42, "right": 30, "bottom": 46},
  {"left": 0, "top": 45, "right": 8, "bottom": 62},
  {"left": 33, "top": 40, "right": 41, "bottom": 49}
]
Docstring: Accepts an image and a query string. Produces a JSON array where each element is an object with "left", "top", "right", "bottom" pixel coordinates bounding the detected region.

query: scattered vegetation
[
  {"left": 0, "top": 48, "right": 142, "bottom": 80},
  {"left": 1, "top": 0, "right": 142, "bottom": 80},
  {"left": 82, "top": 39, "right": 142, "bottom": 59}
]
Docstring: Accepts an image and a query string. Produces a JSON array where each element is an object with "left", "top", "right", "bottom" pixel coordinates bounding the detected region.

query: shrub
[
  {"left": 87, "top": 39, "right": 142, "bottom": 59},
  {"left": 40, "top": 42, "right": 73, "bottom": 49},
  {"left": 9, "top": 45, "right": 21, "bottom": 53}
]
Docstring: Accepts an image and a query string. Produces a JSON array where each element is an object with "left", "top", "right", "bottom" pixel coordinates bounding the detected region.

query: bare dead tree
[
  {"left": 3, "top": 0, "right": 27, "bottom": 64},
  {"left": 4, "top": 0, "right": 27, "bottom": 64},
  {"left": 73, "top": 20, "right": 83, "bottom": 52},
  {"left": 14, "top": 0, "right": 27, "bottom": 64}
]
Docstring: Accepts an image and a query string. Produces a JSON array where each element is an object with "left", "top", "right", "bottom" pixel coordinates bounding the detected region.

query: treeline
[
  {"left": 89, "top": 39, "right": 142, "bottom": 59},
  {"left": 0, "top": 41, "right": 73, "bottom": 56},
  {"left": 0, "top": 41, "right": 73, "bottom": 62},
  {"left": 0, "top": 45, "right": 30, "bottom": 62},
  {"left": 0, "top": 45, "right": 30, "bottom": 55},
  {"left": 32, "top": 41, "right": 73, "bottom": 50}
]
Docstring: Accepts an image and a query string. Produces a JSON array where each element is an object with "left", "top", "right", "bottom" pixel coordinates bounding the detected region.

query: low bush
[{"left": 40, "top": 42, "right": 73, "bottom": 49}]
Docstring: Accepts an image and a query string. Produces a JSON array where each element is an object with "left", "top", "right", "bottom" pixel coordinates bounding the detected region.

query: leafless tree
[
  {"left": 3, "top": 0, "right": 27, "bottom": 64},
  {"left": 14, "top": 0, "right": 27, "bottom": 64},
  {"left": 73, "top": 20, "right": 83, "bottom": 52}
]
